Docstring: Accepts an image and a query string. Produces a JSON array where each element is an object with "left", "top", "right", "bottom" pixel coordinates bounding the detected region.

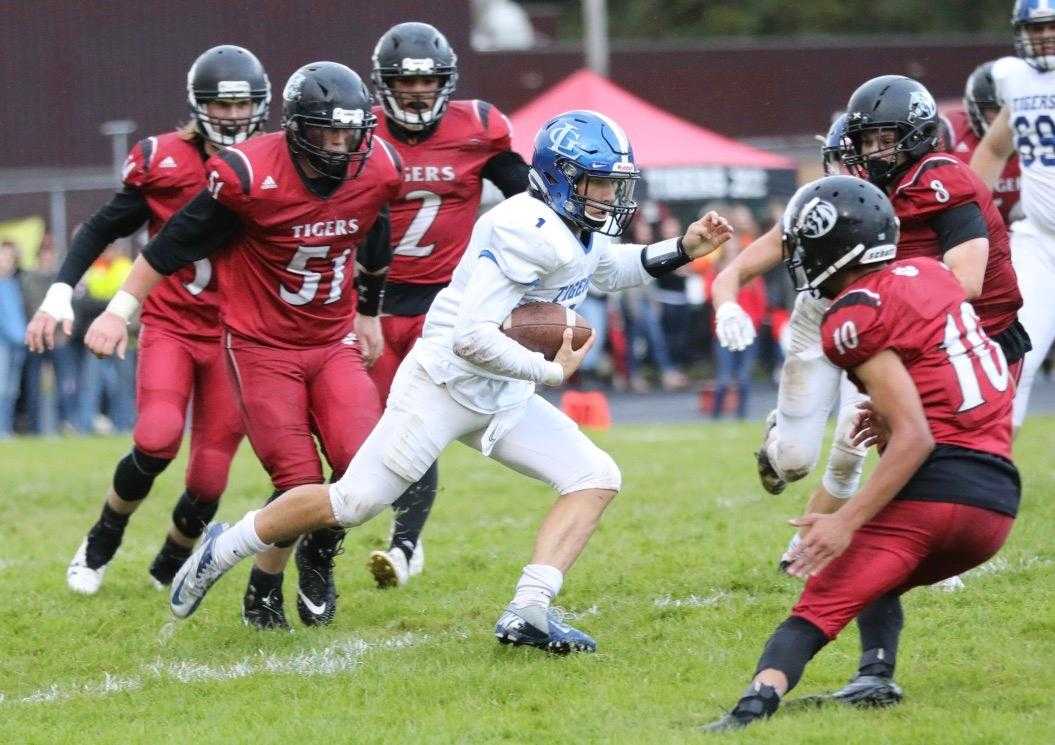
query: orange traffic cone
[{"left": 561, "top": 390, "right": 612, "bottom": 430}]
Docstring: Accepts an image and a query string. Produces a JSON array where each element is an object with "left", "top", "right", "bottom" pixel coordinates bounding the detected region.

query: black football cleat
[
  {"left": 700, "top": 684, "right": 780, "bottom": 732},
  {"left": 242, "top": 577, "right": 291, "bottom": 631},
  {"left": 789, "top": 674, "right": 903, "bottom": 710},
  {"left": 148, "top": 538, "right": 192, "bottom": 589},
  {"left": 295, "top": 529, "right": 344, "bottom": 626}
]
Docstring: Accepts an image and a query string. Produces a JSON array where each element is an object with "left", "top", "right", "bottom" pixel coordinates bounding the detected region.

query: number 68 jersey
[{"left": 822, "top": 258, "right": 1013, "bottom": 460}]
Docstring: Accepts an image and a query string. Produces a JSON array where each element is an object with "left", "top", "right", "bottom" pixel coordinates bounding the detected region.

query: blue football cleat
[
  {"left": 170, "top": 522, "right": 230, "bottom": 620},
  {"left": 494, "top": 603, "right": 596, "bottom": 654}
]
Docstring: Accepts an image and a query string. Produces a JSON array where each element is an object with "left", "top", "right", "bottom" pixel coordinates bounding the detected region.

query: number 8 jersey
[
  {"left": 822, "top": 258, "right": 1013, "bottom": 460},
  {"left": 993, "top": 55, "right": 1055, "bottom": 235},
  {"left": 206, "top": 131, "right": 403, "bottom": 348}
]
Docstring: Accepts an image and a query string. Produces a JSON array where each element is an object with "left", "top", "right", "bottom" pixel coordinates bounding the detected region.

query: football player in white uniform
[
  {"left": 167, "top": 110, "right": 733, "bottom": 652},
  {"left": 712, "top": 114, "right": 869, "bottom": 568},
  {"left": 972, "top": 0, "right": 1054, "bottom": 433}
]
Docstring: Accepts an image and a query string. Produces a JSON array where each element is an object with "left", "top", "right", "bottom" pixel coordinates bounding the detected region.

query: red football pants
[
  {"left": 224, "top": 333, "right": 381, "bottom": 491},
  {"left": 792, "top": 500, "right": 1014, "bottom": 639},
  {"left": 133, "top": 325, "right": 244, "bottom": 502},
  {"left": 369, "top": 314, "right": 427, "bottom": 404}
]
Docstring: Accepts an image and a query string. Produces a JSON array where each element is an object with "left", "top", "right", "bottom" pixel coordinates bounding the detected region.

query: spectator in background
[
  {"left": 0, "top": 242, "right": 27, "bottom": 438},
  {"left": 20, "top": 239, "right": 79, "bottom": 434},
  {"left": 707, "top": 234, "right": 767, "bottom": 419},
  {"left": 654, "top": 211, "right": 696, "bottom": 369},
  {"left": 75, "top": 242, "right": 136, "bottom": 434},
  {"left": 618, "top": 207, "right": 688, "bottom": 393}
]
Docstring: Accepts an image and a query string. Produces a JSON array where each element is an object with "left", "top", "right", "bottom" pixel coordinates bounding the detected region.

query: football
[{"left": 500, "top": 302, "right": 593, "bottom": 361}]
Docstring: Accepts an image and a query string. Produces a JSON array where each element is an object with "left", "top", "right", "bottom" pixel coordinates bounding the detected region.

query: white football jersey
[
  {"left": 993, "top": 55, "right": 1055, "bottom": 234},
  {"left": 415, "top": 191, "right": 646, "bottom": 413}
]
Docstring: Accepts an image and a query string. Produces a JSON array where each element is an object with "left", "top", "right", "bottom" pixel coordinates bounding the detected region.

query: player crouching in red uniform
[{"left": 703, "top": 176, "right": 1020, "bottom": 732}]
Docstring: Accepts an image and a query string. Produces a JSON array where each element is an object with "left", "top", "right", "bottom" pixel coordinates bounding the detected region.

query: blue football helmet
[
  {"left": 1014, "top": 0, "right": 1055, "bottom": 71},
  {"left": 821, "top": 113, "right": 851, "bottom": 175},
  {"left": 528, "top": 110, "right": 640, "bottom": 237}
]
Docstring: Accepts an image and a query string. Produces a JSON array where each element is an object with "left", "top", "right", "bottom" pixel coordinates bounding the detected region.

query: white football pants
[
  {"left": 766, "top": 292, "right": 868, "bottom": 499},
  {"left": 329, "top": 350, "right": 621, "bottom": 527},
  {"left": 1010, "top": 219, "right": 1055, "bottom": 428}
]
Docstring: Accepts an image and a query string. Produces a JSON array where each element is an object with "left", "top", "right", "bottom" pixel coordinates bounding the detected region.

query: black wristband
[
  {"left": 641, "top": 237, "right": 690, "bottom": 278},
  {"left": 356, "top": 269, "right": 387, "bottom": 316}
]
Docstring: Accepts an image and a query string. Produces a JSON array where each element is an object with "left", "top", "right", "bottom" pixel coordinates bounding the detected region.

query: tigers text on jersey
[
  {"left": 946, "top": 108, "right": 1022, "bottom": 225},
  {"left": 890, "top": 152, "right": 1021, "bottom": 336},
  {"left": 123, "top": 132, "right": 219, "bottom": 339},
  {"left": 822, "top": 258, "right": 1013, "bottom": 460},
  {"left": 416, "top": 191, "right": 648, "bottom": 413},
  {"left": 206, "top": 132, "right": 402, "bottom": 348},
  {"left": 379, "top": 100, "right": 512, "bottom": 285},
  {"left": 993, "top": 55, "right": 1055, "bottom": 234}
]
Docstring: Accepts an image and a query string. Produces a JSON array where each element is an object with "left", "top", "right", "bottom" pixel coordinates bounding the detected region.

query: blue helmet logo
[{"left": 529, "top": 110, "right": 640, "bottom": 237}]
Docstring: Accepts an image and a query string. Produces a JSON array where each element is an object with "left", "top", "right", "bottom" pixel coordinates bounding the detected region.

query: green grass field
[{"left": 2, "top": 417, "right": 1053, "bottom": 744}]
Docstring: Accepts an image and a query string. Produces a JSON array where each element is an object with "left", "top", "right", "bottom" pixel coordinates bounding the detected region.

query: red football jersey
[
  {"left": 206, "top": 132, "right": 402, "bottom": 348},
  {"left": 122, "top": 132, "right": 220, "bottom": 339},
  {"left": 822, "top": 258, "right": 1013, "bottom": 459},
  {"left": 945, "top": 108, "right": 1021, "bottom": 226},
  {"left": 377, "top": 100, "right": 513, "bottom": 285},
  {"left": 890, "top": 153, "right": 1021, "bottom": 337}
]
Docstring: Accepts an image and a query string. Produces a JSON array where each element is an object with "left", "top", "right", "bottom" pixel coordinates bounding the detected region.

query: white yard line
[{"left": 3, "top": 632, "right": 424, "bottom": 707}]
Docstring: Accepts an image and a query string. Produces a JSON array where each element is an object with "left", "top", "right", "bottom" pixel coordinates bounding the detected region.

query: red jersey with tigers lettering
[
  {"left": 376, "top": 99, "right": 513, "bottom": 285},
  {"left": 206, "top": 131, "right": 403, "bottom": 348},
  {"left": 122, "top": 132, "right": 220, "bottom": 339},
  {"left": 889, "top": 152, "right": 1021, "bottom": 336},
  {"left": 822, "top": 258, "right": 1013, "bottom": 459},
  {"left": 945, "top": 108, "right": 1021, "bottom": 225}
]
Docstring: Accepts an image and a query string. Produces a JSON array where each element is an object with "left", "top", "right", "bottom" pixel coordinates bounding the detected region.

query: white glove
[
  {"left": 39, "top": 282, "right": 75, "bottom": 324},
  {"left": 715, "top": 301, "right": 756, "bottom": 352}
]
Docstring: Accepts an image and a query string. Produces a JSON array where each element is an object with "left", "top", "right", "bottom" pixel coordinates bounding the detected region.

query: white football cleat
[
  {"left": 67, "top": 538, "right": 108, "bottom": 595},
  {"left": 368, "top": 547, "right": 410, "bottom": 588},
  {"left": 932, "top": 575, "right": 965, "bottom": 592},
  {"left": 408, "top": 539, "right": 424, "bottom": 578}
]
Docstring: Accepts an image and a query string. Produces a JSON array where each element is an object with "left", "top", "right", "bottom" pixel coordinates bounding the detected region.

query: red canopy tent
[{"left": 508, "top": 69, "right": 797, "bottom": 202}]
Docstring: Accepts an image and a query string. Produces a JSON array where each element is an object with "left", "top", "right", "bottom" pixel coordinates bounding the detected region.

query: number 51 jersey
[
  {"left": 822, "top": 258, "right": 1013, "bottom": 460},
  {"left": 993, "top": 55, "right": 1055, "bottom": 235},
  {"left": 206, "top": 131, "right": 403, "bottom": 348}
]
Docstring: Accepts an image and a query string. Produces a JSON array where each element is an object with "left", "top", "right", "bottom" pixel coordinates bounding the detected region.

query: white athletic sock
[
  {"left": 211, "top": 510, "right": 271, "bottom": 571},
  {"left": 512, "top": 563, "right": 564, "bottom": 608}
]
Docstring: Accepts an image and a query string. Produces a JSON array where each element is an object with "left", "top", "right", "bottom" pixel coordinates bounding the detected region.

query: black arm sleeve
[
  {"left": 930, "top": 202, "right": 988, "bottom": 255},
  {"left": 56, "top": 186, "right": 152, "bottom": 285},
  {"left": 481, "top": 150, "right": 530, "bottom": 198},
  {"left": 142, "top": 189, "right": 241, "bottom": 275},
  {"left": 356, "top": 207, "right": 392, "bottom": 274}
]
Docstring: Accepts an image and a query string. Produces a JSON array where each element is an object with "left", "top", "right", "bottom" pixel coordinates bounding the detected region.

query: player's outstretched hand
[
  {"left": 26, "top": 283, "right": 75, "bottom": 353},
  {"left": 354, "top": 313, "right": 384, "bottom": 368},
  {"left": 85, "top": 312, "right": 129, "bottom": 360},
  {"left": 551, "top": 327, "right": 596, "bottom": 385},
  {"left": 680, "top": 211, "right": 734, "bottom": 259},
  {"left": 785, "top": 512, "right": 854, "bottom": 577},
  {"left": 851, "top": 400, "right": 890, "bottom": 451}
]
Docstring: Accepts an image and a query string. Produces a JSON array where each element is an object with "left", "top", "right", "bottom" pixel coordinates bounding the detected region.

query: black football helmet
[
  {"left": 187, "top": 45, "right": 270, "bottom": 147},
  {"left": 843, "top": 75, "right": 940, "bottom": 188},
  {"left": 821, "top": 113, "right": 851, "bottom": 175},
  {"left": 282, "top": 62, "right": 378, "bottom": 181},
  {"left": 964, "top": 61, "right": 1001, "bottom": 138},
  {"left": 781, "top": 175, "right": 900, "bottom": 297},
  {"left": 371, "top": 22, "right": 458, "bottom": 131},
  {"left": 1013, "top": 0, "right": 1055, "bottom": 71}
]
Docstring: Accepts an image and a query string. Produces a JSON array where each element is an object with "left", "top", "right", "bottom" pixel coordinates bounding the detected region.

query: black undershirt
[
  {"left": 897, "top": 444, "right": 1020, "bottom": 517},
  {"left": 57, "top": 186, "right": 152, "bottom": 286},
  {"left": 932, "top": 202, "right": 988, "bottom": 254}
]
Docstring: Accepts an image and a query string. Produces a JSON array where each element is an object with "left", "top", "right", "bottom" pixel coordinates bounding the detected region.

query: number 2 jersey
[
  {"left": 822, "top": 258, "right": 1018, "bottom": 515},
  {"left": 889, "top": 152, "right": 1022, "bottom": 338},
  {"left": 992, "top": 54, "right": 1055, "bottom": 235},
  {"left": 120, "top": 132, "right": 220, "bottom": 339},
  {"left": 205, "top": 131, "right": 403, "bottom": 348}
]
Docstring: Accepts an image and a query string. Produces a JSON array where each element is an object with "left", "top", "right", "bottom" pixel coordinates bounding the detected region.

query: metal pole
[
  {"left": 100, "top": 120, "right": 137, "bottom": 181},
  {"left": 49, "top": 189, "right": 68, "bottom": 256},
  {"left": 583, "top": 0, "right": 609, "bottom": 77}
]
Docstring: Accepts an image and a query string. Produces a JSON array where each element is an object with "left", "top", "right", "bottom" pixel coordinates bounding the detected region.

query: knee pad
[
  {"left": 772, "top": 439, "right": 819, "bottom": 484},
  {"left": 381, "top": 412, "right": 443, "bottom": 485},
  {"left": 112, "top": 449, "right": 172, "bottom": 502},
  {"left": 559, "top": 448, "right": 622, "bottom": 494},
  {"left": 132, "top": 402, "right": 186, "bottom": 459},
  {"left": 171, "top": 491, "right": 220, "bottom": 540}
]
